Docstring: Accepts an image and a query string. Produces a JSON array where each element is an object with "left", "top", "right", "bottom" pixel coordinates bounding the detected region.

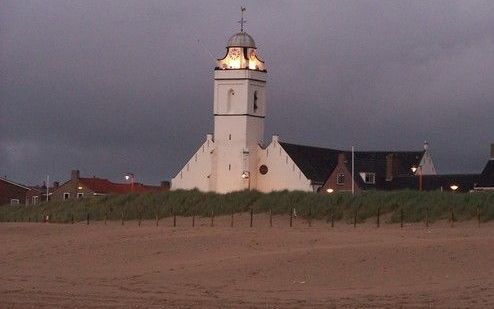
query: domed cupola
[
  {"left": 216, "top": 9, "right": 266, "bottom": 71},
  {"left": 227, "top": 32, "right": 256, "bottom": 48}
]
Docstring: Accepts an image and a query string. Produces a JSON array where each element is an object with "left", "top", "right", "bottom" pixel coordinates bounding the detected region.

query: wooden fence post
[
  {"left": 377, "top": 207, "right": 380, "bottom": 228},
  {"left": 450, "top": 208, "right": 454, "bottom": 228},
  {"left": 138, "top": 212, "right": 142, "bottom": 227},
  {"left": 269, "top": 209, "right": 273, "bottom": 227},
  {"left": 104, "top": 212, "right": 108, "bottom": 225},
  {"left": 210, "top": 210, "right": 214, "bottom": 227},
  {"left": 425, "top": 207, "right": 429, "bottom": 228},
  {"left": 400, "top": 208, "right": 404, "bottom": 228},
  {"left": 353, "top": 208, "right": 357, "bottom": 228},
  {"left": 173, "top": 213, "right": 177, "bottom": 228},
  {"left": 477, "top": 206, "right": 481, "bottom": 227},
  {"left": 331, "top": 209, "right": 334, "bottom": 228},
  {"left": 290, "top": 208, "right": 294, "bottom": 227},
  {"left": 250, "top": 208, "right": 254, "bottom": 228},
  {"left": 86, "top": 213, "right": 90, "bottom": 225}
]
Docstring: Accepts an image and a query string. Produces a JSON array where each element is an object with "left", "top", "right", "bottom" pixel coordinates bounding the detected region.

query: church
[{"left": 171, "top": 24, "right": 437, "bottom": 194}]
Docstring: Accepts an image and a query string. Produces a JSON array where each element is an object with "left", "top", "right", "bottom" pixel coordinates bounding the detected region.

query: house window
[
  {"left": 336, "top": 173, "right": 345, "bottom": 185},
  {"left": 10, "top": 199, "right": 20, "bottom": 205},
  {"left": 253, "top": 91, "right": 258, "bottom": 112},
  {"left": 63, "top": 193, "right": 70, "bottom": 200},
  {"left": 364, "top": 173, "right": 376, "bottom": 184},
  {"left": 77, "top": 193, "right": 84, "bottom": 199}
]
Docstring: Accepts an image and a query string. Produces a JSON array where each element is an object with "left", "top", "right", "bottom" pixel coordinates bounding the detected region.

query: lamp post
[
  {"left": 124, "top": 173, "right": 135, "bottom": 192},
  {"left": 411, "top": 166, "right": 423, "bottom": 191},
  {"left": 241, "top": 171, "right": 251, "bottom": 190}
]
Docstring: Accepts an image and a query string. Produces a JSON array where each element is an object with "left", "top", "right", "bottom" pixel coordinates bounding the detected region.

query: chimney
[
  {"left": 272, "top": 134, "right": 280, "bottom": 143},
  {"left": 71, "top": 170, "right": 80, "bottom": 180},
  {"left": 491, "top": 144, "right": 494, "bottom": 159},
  {"left": 337, "top": 152, "right": 346, "bottom": 164},
  {"left": 386, "top": 154, "right": 394, "bottom": 181},
  {"left": 53, "top": 181, "right": 59, "bottom": 189}
]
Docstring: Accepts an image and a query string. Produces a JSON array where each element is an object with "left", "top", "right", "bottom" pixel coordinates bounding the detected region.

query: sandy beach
[{"left": 1, "top": 214, "right": 493, "bottom": 308}]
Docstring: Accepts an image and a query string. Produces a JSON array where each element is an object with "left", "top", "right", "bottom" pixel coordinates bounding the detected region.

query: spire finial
[{"left": 238, "top": 7, "right": 247, "bottom": 32}]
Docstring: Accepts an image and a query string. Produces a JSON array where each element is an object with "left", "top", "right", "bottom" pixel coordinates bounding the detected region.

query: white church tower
[{"left": 171, "top": 11, "right": 267, "bottom": 193}]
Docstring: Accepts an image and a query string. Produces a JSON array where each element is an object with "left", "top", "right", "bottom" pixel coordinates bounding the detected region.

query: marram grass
[{"left": 1, "top": 190, "right": 493, "bottom": 224}]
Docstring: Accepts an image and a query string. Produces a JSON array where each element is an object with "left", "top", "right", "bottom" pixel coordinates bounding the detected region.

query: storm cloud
[{"left": 1, "top": 1, "right": 493, "bottom": 185}]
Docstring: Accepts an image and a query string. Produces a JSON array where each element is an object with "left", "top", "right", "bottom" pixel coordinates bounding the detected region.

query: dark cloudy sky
[{"left": 1, "top": 1, "right": 493, "bottom": 186}]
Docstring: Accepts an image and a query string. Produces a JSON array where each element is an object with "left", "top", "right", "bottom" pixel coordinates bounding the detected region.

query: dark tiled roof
[
  {"left": 279, "top": 142, "right": 424, "bottom": 186},
  {"left": 386, "top": 174, "right": 480, "bottom": 192},
  {"left": 279, "top": 142, "right": 340, "bottom": 184},
  {"left": 477, "top": 160, "right": 494, "bottom": 187}
]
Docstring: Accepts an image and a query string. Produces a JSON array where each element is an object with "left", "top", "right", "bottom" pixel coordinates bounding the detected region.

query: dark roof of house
[
  {"left": 279, "top": 142, "right": 424, "bottom": 185},
  {"left": 386, "top": 174, "right": 480, "bottom": 192},
  {"left": 279, "top": 142, "right": 340, "bottom": 184},
  {"left": 477, "top": 160, "right": 494, "bottom": 188},
  {"left": 0, "top": 177, "right": 31, "bottom": 190},
  {"left": 79, "top": 178, "right": 165, "bottom": 194}
]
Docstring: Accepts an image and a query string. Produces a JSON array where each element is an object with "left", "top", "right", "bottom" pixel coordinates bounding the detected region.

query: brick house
[
  {"left": 0, "top": 177, "right": 31, "bottom": 205},
  {"left": 319, "top": 149, "right": 429, "bottom": 193},
  {"left": 51, "top": 170, "right": 170, "bottom": 201}
]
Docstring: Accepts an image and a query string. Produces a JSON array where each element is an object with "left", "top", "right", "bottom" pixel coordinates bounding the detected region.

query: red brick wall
[
  {"left": 320, "top": 154, "right": 360, "bottom": 193},
  {"left": 0, "top": 179, "right": 29, "bottom": 205}
]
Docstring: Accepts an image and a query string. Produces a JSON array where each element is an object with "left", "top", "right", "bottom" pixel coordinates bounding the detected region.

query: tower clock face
[{"left": 229, "top": 48, "right": 241, "bottom": 60}]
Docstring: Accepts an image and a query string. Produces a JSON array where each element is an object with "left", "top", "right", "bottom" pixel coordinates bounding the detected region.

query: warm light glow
[
  {"left": 326, "top": 188, "right": 334, "bottom": 193},
  {"left": 411, "top": 166, "right": 417, "bottom": 173},
  {"left": 125, "top": 175, "right": 130, "bottom": 180},
  {"left": 77, "top": 186, "right": 83, "bottom": 190},
  {"left": 450, "top": 185, "right": 459, "bottom": 191}
]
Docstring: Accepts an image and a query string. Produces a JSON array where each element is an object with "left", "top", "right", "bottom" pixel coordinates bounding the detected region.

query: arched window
[{"left": 253, "top": 91, "right": 258, "bottom": 112}]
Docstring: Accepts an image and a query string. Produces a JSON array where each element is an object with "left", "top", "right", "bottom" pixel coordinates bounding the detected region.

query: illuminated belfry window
[{"left": 215, "top": 9, "right": 266, "bottom": 72}]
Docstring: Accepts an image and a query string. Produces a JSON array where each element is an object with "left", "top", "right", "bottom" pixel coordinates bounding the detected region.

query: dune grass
[{"left": 1, "top": 190, "right": 493, "bottom": 224}]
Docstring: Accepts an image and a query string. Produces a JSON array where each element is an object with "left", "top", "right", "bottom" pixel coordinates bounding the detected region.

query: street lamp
[
  {"left": 124, "top": 173, "right": 135, "bottom": 192},
  {"left": 411, "top": 166, "right": 423, "bottom": 191},
  {"left": 241, "top": 171, "right": 251, "bottom": 190}
]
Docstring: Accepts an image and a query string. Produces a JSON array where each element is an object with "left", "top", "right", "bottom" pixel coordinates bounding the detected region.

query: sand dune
[{"left": 1, "top": 214, "right": 493, "bottom": 308}]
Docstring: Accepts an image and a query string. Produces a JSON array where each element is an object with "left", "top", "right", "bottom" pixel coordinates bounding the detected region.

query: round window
[{"left": 259, "top": 165, "right": 268, "bottom": 175}]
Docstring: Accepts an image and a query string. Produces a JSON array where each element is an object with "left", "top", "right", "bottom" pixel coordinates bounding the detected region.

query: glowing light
[
  {"left": 326, "top": 188, "right": 334, "bottom": 193},
  {"left": 450, "top": 185, "right": 459, "bottom": 191},
  {"left": 125, "top": 175, "right": 130, "bottom": 180},
  {"left": 77, "top": 186, "right": 83, "bottom": 190},
  {"left": 411, "top": 166, "right": 417, "bottom": 173}
]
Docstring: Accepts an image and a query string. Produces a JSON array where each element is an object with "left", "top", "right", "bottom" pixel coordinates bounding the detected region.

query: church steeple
[{"left": 216, "top": 8, "right": 266, "bottom": 71}]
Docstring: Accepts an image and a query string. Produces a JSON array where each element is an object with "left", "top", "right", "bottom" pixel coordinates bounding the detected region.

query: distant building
[
  {"left": 51, "top": 170, "right": 169, "bottom": 201},
  {"left": 0, "top": 177, "right": 31, "bottom": 205},
  {"left": 474, "top": 144, "right": 494, "bottom": 191},
  {"left": 171, "top": 25, "right": 438, "bottom": 193}
]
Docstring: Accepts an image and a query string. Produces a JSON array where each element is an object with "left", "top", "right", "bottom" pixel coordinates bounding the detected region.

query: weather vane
[{"left": 238, "top": 7, "right": 247, "bottom": 32}]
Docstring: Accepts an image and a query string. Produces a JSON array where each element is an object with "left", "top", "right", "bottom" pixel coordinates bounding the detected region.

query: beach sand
[{"left": 1, "top": 214, "right": 493, "bottom": 308}]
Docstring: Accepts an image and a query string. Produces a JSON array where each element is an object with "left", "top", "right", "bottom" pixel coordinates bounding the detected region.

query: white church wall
[
  {"left": 171, "top": 135, "right": 214, "bottom": 191},
  {"left": 255, "top": 137, "right": 312, "bottom": 192}
]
